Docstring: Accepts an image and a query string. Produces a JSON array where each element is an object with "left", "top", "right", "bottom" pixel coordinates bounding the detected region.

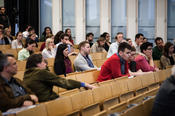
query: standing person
[
  {"left": 160, "top": 42, "right": 175, "bottom": 69},
  {"left": 107, "top": 32, "right": 124, "bottom": 58},
  {"left": 101, "top": 32, "right": 111, "bottom": 51},
  {"left": 23, "top": 54, "right": 96, "bottom": 102},
  {"left": 135, "top": 42, "right": 158, "bottom": 72},
  {"left": 152, "top": 37, "right": 164, "bottom": 60},
  {"left": 11, "top": 32, "right": 23, "bottom": 49},
  {"left": 40, "top": 27, "right": 53, "bottom": 42},
  {"left": 90, "top": 37, "right": 106, "bottom": 53},
  {"left": 86, "top": 32, "right": 94, "bottom": 47},
  {"left": 134, "top": 33, "right": 144, "bottom": 53},
  {"left": 18, "top": 39, "right": 36, "bottom": 61},
  {"left": 0, "top": 54, "right": 38, "bottom": 112},
  {"left": 65, "top": 28, "right": 74, "bottom": 45},
  {"left": 4, "top": 28, "right": 13, "bottom": 45},
  {"left": 97, "top": 42, "right": 132, "bottom": 82},
  {"left": 54, "top": 44, "right": 73, "bottom": 76},
  {"left": 42, "top": 38, "right": 56, "bottom": 59},
  {"left": 74, "top": 41, "right": 97, "bottom": 72},
  {"left": 0, "top": 7, "right": 11, "bottom": 29}
]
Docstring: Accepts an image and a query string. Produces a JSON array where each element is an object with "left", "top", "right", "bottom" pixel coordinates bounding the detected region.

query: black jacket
[{"left": 152, "top": 75, "right": 175, "bottom": 116}]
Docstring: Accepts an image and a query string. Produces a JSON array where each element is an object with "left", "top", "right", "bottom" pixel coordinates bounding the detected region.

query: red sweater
[{"left": 97, "top": 54, "right": 129, "bottom": 82}]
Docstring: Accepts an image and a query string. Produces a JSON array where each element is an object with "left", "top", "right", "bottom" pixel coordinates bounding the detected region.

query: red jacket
[{"left": 97, "top": 54, "right": 129, "bottom": 82}]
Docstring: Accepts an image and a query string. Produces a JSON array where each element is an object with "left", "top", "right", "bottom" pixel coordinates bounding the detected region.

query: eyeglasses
[{"left": 147, "top": 48, "right": 152, "bottom": 50}]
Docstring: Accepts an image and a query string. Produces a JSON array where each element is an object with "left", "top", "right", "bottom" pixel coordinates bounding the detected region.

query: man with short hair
[
  {"left": 56, "top": 33, "right": 74, "bottom": 54},
  {"left": 135, "top": 42, "right": 158, "bottom": 72},
  {"left": 0, "top": 54, "right": 38, "bottom": 112},
  {"left": 97, "top": 42, "right": 132, "bottom": 82},
  {"left": 74, "top": 41, "right": 97, "bottom": 72},
  {"left": 107, "top": 32, "right": 124, "bottom": 58},
  {"left": 0, "top": 7, "right": 11, "bottom": 29},
  {"left": 152, "top": 37, "right": 164, "bottom": 60},
  {"left": 86, "top": 32, "right": 94, "bottom": 47},
  {"left": 134, "top": 33, "right": 144, "bottom": 53}
]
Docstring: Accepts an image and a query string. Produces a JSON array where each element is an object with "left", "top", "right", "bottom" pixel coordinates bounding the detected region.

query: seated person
[
  {"left": 152, "top": 37, "right": 164, "bottom": 60},
  {"left": 134, "top": 33, "right": 144, "bottom": 53},
  {"left": 74, "top": 41, "right": 97, "bottom": 72},
  {"left": 90, "top": 37, "right": 106, "bottom": 53},
  {"left": 86, "top": 32, "right": 94, "bottom": 47},
  {"left": 23, "top": 54, "right": 96, "bottom": 102},
  {"left": 160, "top": 42, "right": 175, "bottom": 69},
  {"left": 26, "top": 33, "right": 38, "bottom": 47},
  {"left": 128, "top": 47, "right": 151, "bottom": 76},
  {"left": 135, "top": 42, "right": 158, "bottom": 72},
  {"left": 40, "top": 26, "right": 53, "bottom": 42},
  {"left": 11, "top": 32, "right": 23, "bottom": 49},
  {"left": 152, "top": 66, "right": 175, "bottom": 116},
  {"left": 100, "top": 32, "right": 111, "bottom": 52},
  {"left": 54, "top": 44, "right": 73, "bottom": 76},
  {"left": 97, "top": 42, "right": 132, "bottom": 82},
  {"left": 0, "top": 54, "right": 38, "bottom": 112},
  {"left": 4, "top": 28, "right": 13, "bottom": 45},
  {"left": 56, "top": 33, "right": 76, "bottom": 56},
  {"left": 18, "top": 39, "right": 36, "bottom": 61},
  {"left": 0, "top": 27, "right": 5, "bottom": 45},
  {"left": 42, "top": 38, "right": 56, "bottom": 59},
  {"left": 65, "top": 28, "right": 74, "bottom": 45},
  {"left": 107, "top": 32, "right": 124, "bottom": 58},
  {"left": 22, "top": 25, "right": 31, "bottom": 38}
]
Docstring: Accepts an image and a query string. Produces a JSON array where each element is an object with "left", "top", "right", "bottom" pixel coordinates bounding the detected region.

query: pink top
[{"left": 135, "top": 54, "right": 155, "bottom": 72}]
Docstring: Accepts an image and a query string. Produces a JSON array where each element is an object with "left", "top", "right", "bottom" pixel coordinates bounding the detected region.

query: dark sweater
[{"left": 152, "top": 75, "right": 175, "bottom": 116}]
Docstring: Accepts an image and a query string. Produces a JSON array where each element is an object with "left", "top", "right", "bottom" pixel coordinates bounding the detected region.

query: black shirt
[{"left": 129, "top": 61, "right": 137, "bottom": 72}]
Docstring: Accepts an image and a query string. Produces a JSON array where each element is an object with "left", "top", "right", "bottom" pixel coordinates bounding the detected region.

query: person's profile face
[
  {"left": 0, "top": 8, "right": 5, "bottom": 14},
  {"left": 120, "top": 48, "right": 131, "bottom": 61}
]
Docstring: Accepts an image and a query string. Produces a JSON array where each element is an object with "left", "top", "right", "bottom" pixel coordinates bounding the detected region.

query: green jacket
[
  {"left": 152, "top": 46, "right": 163, "bottom": 60},
  {"left": 23, "top": 68, "right": 81, "bottom": 102}
]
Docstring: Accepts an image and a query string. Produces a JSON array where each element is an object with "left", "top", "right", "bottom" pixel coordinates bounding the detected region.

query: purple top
[{"left": 64, "top": 58, "right": 73, "bottom": 74}]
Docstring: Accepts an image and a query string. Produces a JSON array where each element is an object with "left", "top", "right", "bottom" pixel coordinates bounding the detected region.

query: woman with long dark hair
[
  {"left": 54, "top": 44, "right": 73, "bottom": 76},
  {"left": 160, "top": 42, "right": 175, "bottom": 69},
  {"left": 65, "top": 28, "right": 74, "bottom": 45},
  {"left": 40, "top": 27, "right": 53, "bottom": 42}
]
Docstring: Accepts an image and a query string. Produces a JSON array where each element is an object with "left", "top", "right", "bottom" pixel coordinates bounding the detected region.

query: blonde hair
[{"left": 45, "top": 38, "right": 53, "bottom": 49}]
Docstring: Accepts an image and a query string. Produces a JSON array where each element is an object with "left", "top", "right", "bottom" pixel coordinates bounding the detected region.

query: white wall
[{"left": 50, "top": 0, "right": 168, "bottom": 44}]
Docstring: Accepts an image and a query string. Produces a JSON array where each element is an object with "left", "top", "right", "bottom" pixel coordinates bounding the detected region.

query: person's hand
[
  {"left": 155, "top": 67, "right": 159, "bottom": 72},
  {"left": 23, "top": 100, "right": 33, "bottom": 106},
  {"left": 29, "top": 94, "right": 38, "bottom": 103},
  {"left": 85, "top": 83, "right": 97, "bottom": 89}
]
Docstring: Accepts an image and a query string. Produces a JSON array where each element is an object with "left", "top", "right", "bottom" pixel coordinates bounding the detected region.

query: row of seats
[{"left": 4, "top": 67, "right": 171, "bottom": 116}]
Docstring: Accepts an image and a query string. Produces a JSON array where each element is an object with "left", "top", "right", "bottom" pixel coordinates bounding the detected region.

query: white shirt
[
  {"left": 42, "top": 48, "right": 56, "bottom": 59},
  {"left": 22, "top": 31, "right": 29, "bottom": 38},
  {"left": 11, "top": 40, "right": 23, "bottom": 49},
  {"left": 107, "top": 41, "right": 119, "bottom": 58}
]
